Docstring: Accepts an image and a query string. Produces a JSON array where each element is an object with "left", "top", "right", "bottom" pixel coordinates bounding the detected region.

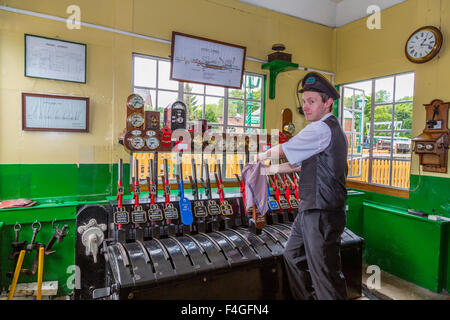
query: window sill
[{"left": 346, "top": 180, "right": 409, "bottom": 199}]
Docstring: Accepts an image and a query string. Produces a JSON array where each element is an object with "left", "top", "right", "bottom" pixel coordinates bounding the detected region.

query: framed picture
[
  {"left": 25, "top": 34, "right": 87, "bottom": 83},
  {"left": 170, "top": 32, "right": 246, "bottom": 89},
  {"left": 22, "top": 93, "right": 89, "bottom": 132}
]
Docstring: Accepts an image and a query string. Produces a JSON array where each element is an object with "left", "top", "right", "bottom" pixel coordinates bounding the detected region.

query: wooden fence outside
[
  {"left": 348, "top": 158, "right": 410, "bottom": 189},
  {"left": 132, "top": 153, "right": 411, "bottom": 190}
]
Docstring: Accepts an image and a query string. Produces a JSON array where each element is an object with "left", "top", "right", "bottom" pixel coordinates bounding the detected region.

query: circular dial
[
  {"left": 128, "top": 113, "right": 144, "bottom": 128},
  {"left": 127, "top": 94, "right": 144, "bottom": 109},
  {"left": 131, "top": 130, "right": 142, "bottom": 136},
  {"left": 130, "top": 137, "right": 145, "bottom": 150},
  {"left": 405, "top": 26, "right": 443, "bottom": 63},
  {"left": 146, "top": 137, "right": 160, "bottom": 150},
  {"left": 417, "top": 143, "right": 425, "bottom": 150}
]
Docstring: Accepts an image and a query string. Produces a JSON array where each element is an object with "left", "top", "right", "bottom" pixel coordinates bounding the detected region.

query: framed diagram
[
  {"left": 25, "top": 34, "right": 87, "bottom": 83},
  {"left": 22, "top": 93, "right": 89, "bottom": 132},
  {"left": 170, "top": 32, "right": 246, "bottom": 89}
]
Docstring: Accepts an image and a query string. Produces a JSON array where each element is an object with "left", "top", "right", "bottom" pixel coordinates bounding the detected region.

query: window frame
[
  {"left": 131, "top": 53, "right": 265, "bottom": 184},
  {"left": 339, "top": 71, "right": 414, "bottom": 192}
]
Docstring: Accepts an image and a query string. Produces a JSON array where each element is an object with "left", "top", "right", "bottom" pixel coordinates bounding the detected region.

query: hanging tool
[
  {"left": 176, "top": 161, "right": 193, "bottom": 226},
  {"left": 8, "top": 223, "right": 27, "bottom": 270},
  {"left": 22, "top": 221, "right": 44, "bottom": 276},
  {"left": 44, "top": 221, "right": 69, "bottom": 255},
  {"left": 113, "top": 159, "right": 129, "bottom": 241}
]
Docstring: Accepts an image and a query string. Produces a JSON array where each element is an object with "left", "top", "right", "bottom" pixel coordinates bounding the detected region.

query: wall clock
[{"left": 405, "top": 26, "right": 443, "bottom": 64}]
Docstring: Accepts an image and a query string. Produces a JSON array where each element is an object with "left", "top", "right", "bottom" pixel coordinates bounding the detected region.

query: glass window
[
  {"left": 132, "top": 54, "right": 265, "bottom": 182},
  {"left": 340, "top": 72, "right": 414, "bottom": 190}
]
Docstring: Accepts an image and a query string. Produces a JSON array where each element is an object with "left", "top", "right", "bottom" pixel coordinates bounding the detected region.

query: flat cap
[{"left": 299, "top": 72, "right": 340, "bottom": 100}]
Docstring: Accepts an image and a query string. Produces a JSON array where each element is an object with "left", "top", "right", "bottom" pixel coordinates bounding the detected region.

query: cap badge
[{"left": 305, "top": 77, "right": 316, "bottom": 85}]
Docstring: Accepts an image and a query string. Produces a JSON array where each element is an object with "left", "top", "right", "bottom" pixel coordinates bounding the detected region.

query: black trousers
[{"left": 282, "top": 209, "right": 348, "bottom": 300}]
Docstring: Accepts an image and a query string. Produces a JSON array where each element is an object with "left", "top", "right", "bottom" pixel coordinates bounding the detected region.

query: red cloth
[{"left": 0, "top": 198, "right": 36, "bottom": 209}]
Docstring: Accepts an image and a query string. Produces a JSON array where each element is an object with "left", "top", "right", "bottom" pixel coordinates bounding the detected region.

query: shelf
[{"left": 261, "top": 60, "right": 299, "bottom": 99}]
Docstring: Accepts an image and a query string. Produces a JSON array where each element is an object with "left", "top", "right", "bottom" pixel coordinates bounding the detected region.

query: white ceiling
[{"left": 239, "top": 0, "right": 406, "bottom": 28}]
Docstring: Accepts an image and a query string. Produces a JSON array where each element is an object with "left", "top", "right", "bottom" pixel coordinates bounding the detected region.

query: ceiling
[{"left": 239, "top": 0, "right": 406, "bottom": 28}]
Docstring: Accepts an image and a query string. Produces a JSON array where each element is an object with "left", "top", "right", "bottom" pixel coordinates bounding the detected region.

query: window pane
[
  {"left": 245, "top": 101, "right": 261, "bottom": 127},
  {"left": 134, "top": 56, "right": 156, "bottom": 88},
  {"left": 183, "top": 82, "right": 204, "bottom": 94},
  {"left": 342, "top": 109, "right": 353, "bottom": 133},
  {"left": 394, "top": 103, "right": 412, "bottom": 132},
  {"left": 184, "top": 94, "right": 204, "bottom": 121},
  {"left": 348, "top": 158, "right": 369, "bottom": 183},
  {"left": 157, "top": 91, "right": 178, "bottom": 111},
  {"left": 134, "top": 88, "right": 156, "bottom": 110},
  {"left": 205, "top": 96, "right": 223, "bottom": 124},
  {"left": 371, "top": 159, "right": 391, "bottom": 186},
  {"left": 393, "top": 139, "right": 411, "bottom": 159},
  {"left": 375, "top": 77, "right": 394, "bottom": 104},
  {"left": 352, "top": 134, "right": 363, "bottom": 157},
  {"left": 158, "top": 60, "right": 178, "bottom": 90},
  {"left": 246, "top": 75, "right": 262, "bottom": 100},
  {"left": 395, "top": 73, "right": 414, "bottom": 102},
  {"left": 373, "top": 105, "right": 393, "bottom": 134},
  {"left": 206, "top": 85, "right": 224, "bottom": 96},
  {"left": 343, "top": 87, "right": 354, "bottom": 108},
  {"left": 354, "top": 111, "right": 363, "bottom": 133},
  {"left": 229, "top": 86, "right": 244, "bottom": 99}
]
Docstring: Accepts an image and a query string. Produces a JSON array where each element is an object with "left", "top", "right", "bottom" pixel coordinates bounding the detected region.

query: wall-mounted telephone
[{"left": 412, "top": 99, "right": 449, "bottom": 173}]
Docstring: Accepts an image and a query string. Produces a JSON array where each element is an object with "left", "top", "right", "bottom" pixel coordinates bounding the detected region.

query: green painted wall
[
  {"left": 0, "top": 163, "right": 130, "bottom": 202},
  {"left": 0, "top": 204, "right": 78, "bottom": 296},
  {"left": 363, "top": 202, "right": 449, "bottom": 293},
  {"left": 409, "top": 175, "right": 450, "bottom": 218}
]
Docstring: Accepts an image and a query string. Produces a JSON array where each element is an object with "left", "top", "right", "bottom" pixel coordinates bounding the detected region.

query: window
[
  {"left": 339, "top": 72, "right": 414, "bottom": 190},
  {"left": 132, "top": 53, "right": 265, "bottom": 182}
]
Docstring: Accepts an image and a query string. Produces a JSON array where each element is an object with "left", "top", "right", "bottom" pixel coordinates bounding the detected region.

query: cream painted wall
[
  {"left": 0, "top": 0, "right": 335, "bottom": 164},
  {"left": 334, "top": 0, "right": 450, "bottom": 178}
]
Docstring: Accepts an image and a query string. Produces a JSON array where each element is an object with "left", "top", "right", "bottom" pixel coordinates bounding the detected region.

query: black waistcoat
[{"left": 298, "top": 115, "right": 348, "bottom": 212}]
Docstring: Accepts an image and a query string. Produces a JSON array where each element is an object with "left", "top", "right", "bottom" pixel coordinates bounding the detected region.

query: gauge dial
[
  {"left": 127, "top": 94, "right": 144, "bottom": 109},
  {"left": 130, "top": 136, "right": 145, "bottom": 150},
  {"left": 146, "top": 137, "right": 160, "bottom": 150},
  {"left": 146, "top": 130, "right": 156, "bottom": 137},
  {"left": 131, "top": 130, "right": 142, "bottom": 136},
  {"left": 128, "top": 113, "right": 144, "bottom": 128}
]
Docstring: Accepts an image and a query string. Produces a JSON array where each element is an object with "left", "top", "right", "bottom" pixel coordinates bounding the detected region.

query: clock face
[
  {"left": 146, "top": 137, "right": 160, "bottom": 150},
  {"left": 128, "top": 113, "right": 144, "bottom": 128},
  {"left": 130, "top": 136, "right": 144, "bottom": 149},
  {"left": 405, "top": 26, "right": 443, "bottom": 63},
  {"left": 127, "top": 94, "right": 144, "bottom": 109}
]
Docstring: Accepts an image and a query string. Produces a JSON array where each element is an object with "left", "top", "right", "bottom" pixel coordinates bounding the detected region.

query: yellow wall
[
  {"left": 335, "top": 0, "right": 450, "bottom": 178},
  {"left": 0, "top": 0, "right": 334, "bottom": 165}
]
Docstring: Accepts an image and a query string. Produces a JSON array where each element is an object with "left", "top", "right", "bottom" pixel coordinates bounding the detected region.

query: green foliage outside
[
  {"left": 344, "top": 90, "right": 413, "bottom": 139},
  {"left": 183, "top": 77, "right": 263, "bottom": 125}
]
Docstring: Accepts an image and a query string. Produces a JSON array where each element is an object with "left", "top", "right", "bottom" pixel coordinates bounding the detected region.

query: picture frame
[
  {"left": 170, "top": 32, "right": 246, "bottom": 89},
  {"left": 25, "top": 34, "right": 87, "bottom": 83},
  {"left": 22, "top": 93, "right": 89, "bottom": 132}
]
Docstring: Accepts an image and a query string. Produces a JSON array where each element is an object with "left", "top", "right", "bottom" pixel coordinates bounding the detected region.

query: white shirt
[{"left": 281, "top": 113, "right": 333, "bottom": 167}]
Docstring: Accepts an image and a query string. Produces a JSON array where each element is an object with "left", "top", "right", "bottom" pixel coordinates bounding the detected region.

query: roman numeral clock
[{"left": 405, "top": 26, "right": 443, "bottom": 64}]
